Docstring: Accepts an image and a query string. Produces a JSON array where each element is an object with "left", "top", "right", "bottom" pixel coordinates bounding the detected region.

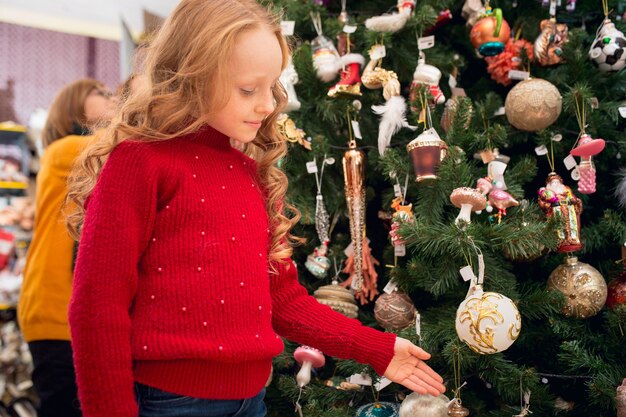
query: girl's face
[
  {"left": 84, "top": 87, "right": 117, "bottom": 124},
  {"left": 206, "top": 26, "right": 283, "bottom": 143}
]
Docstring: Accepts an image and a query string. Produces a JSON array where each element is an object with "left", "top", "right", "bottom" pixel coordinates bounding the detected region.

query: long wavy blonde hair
[{"left": 66, "top": 0, "right": 302, "bottom": 265}]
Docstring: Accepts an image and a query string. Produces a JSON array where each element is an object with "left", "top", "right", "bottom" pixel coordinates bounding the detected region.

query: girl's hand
[{"left": 383, "top": 337, "right": 446, "bottom": 396}]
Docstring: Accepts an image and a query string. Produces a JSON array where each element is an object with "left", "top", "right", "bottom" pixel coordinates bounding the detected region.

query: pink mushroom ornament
[
  {"left": 450, "top": 187, "right": 487, "bottom": 226},
  {"left": 293, "top": 346, "right": 326, "bottom": 387},
  {"left": 569, "top": 133, "right": 605, "bottom": 194}
]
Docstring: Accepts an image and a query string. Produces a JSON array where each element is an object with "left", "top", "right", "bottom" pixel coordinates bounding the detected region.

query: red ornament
[
  {"left": 484, "top": 39, "right": 534, "bottom": 86},
  {"left": 607, "top": 270, "right": 626, "bottom": 309}
]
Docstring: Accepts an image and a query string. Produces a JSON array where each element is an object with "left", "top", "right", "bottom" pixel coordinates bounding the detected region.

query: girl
[
  {"left": 18, "top": 78, "right": 116, "bottom": 417},
  {"left": 66, "top": 1, "right": 446, "bottom": 416}
]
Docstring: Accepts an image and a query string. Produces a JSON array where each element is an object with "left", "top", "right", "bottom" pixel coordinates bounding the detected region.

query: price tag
[
  {"left": 415, "top": 312, "right": 421, "bottom": 337},
  {"left": 324, "top": 157, "right": 336, "bottom": 165},
  {"left": 394, "top": 244, "right": 406, "bottom": 257},
  {"left": 343, "top": 24, "right": 357, "bottom": 34},
  {"left": 480, "top": 149, "right": 495, "bottom": 164},
  {"left": 348, "top": 373, "right": 373, "bottom": 386},
  {"left": 477, "top": 253, "right": 484, "bottom": 284},
  {"left": 551, "top": 134, "right": 563, "bottom": 142},
  {"left": 383, "top": 279, "right": 399, "bottom": 294},
  {"left": 343, "top": 242, "right": 354, "bottom": 257},
  {"left": 459, "top": 265, "right": 475, "bottom": 282},
  {"left": 418, "top": 35, "right": 435, "bottom": 50},
  {"left": 280, "top": 21, "right": 295, "bottom": 36},
  {"left": 508, "top": 70, "right": 530, "bottom": 80},
  {"left": 590, "top": 97, "right": 599, "bottom": 109},
  {"left": 306, "top": 160, "right": 318, "bottom": 174},
  {"left": 369, "top": 44, "right": 386, "bottom": 60},
  {"left": 351, "top": 120, "right": 363, "bottom": 139},
  {"left": 549, "top": 0, "right": 557, "bottom": 15},
  {"left": 448, "top": 74, "right": 458, "bottom": 89},
  {"left": 563, "top": 154, "right": 577, "bottom": 170},
  {"left": 534, "top": 145, "right": 548, "bottom": 156},
  {"left": 393, "top": 183, "right": 402, "bottom": 196},
  {"left": 619, "top": 107, "right": 626, "bottom": 118},
  {"left": 571, "top": 167, "right": 580, "bottom": 181},
  {"left": 374, "top": 377, "right": 393, "bottom": 391},
  {"left": 493, "top": 107, "right": 506, "bottom": 116}
]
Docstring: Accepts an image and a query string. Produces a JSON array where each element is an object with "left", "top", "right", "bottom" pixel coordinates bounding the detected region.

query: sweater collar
[{"left": 195, "top": 125, "right": 232, "bottom": 151}]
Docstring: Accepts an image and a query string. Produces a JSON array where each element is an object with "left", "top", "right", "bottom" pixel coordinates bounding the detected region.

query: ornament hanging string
[
  {"left": 310, "top": 12, "right": 324, "bottom": 37},
  {"left": 451, "top": 347, "right": 468, "bottom": 407},
  {"left": 346, "top": 107, "right": 356, "bottom": 147},
  {"left": 572, "top": 92, "right": 587, "bottom": 149},
  {"left": 602, "top": 0, "right": 609, "bottom": 18},
  {"left": 513, "top": 379, "right": 532, "bottom": 417}
]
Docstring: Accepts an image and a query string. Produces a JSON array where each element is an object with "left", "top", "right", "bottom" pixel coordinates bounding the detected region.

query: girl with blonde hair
[
  {"left": 66, "top": 1, "right": 445, "bottom": 416},
  {"left": 19, "top": 78, "right": 115, "bottom": 417}
]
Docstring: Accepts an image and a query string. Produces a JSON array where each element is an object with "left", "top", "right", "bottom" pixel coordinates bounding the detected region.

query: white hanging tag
[
  {"left": 494, "top": 107, "right": 506, "bottom": 116},
  {"left": 571, "top": 167, "right": 581, "bottom": 181},
  {"left": 375, "top": 377, "right": 393, "bottom": 391},
  {"left": 415, "top": 312, "right": 421, "bottom": 337},
  {"left": 619, "top": 107, "right": 626, "bottom": 118},
  {"left": 563, "top": 154, "right": 577, "bottom": 170},
  {"left": 534, "top": 145, "right": 548, "bottom": 156},
  {"left": 508, "top": 70, "right": 530, "bottom": 80},
  {"left": 590, "top": 97, "right": 599, "bottom": 109},
  {"left": 459, "top": 265, "right": 476, "bottom": 282},
  {"left": 281, "top": 21, "right": 296, "bottom": 36},
  {"left": 324, "top": 157, "right": 336, "bottom": 165},
  {"left": 394, "top": 244, "right": 406, "bottom": 257},
  {"left": 348, "top": 373, "right": 373, "bottom": 386},
  {"left": 343, "top": 242, "right": 355, "bottom": 257},
  {"left": 393, "top": 184, "right": 402, "bottom": 196},
  {"left": 551, "top": 134, "right": 563, "bottom": 142},
  {"left": 524, "top": 390, "right": 531, "bottom": 404},
  {"left": 306, "top": 160, "right": 318, "bottom": 174},
  {"left": 369, "top": 44, "right": 386, "bottom": 60},
  {"left": 343, "top": 24, "right": 358, "bottom": 34},
  {"left": 383, "top": 279, "right": 399, "bottom": 294},
  {"left": 351, "top": 120, "right": 363, "bottom": 139},
  {"left": 549, "top": 0, "right": 557, "bottom": 15},
  {"left": 418, "top": 35, "right": 435, "bottom": 50},
  {"left": 448, "top": 74, "right": 458, "bottom": 89},
  {"left": 477, "top": 254, "right": 485, "bottom": 285}
]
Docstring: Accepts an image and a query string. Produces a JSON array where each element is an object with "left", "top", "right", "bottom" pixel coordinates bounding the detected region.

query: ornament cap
[
  {"left": 570, "top": 136, "right": 606, "bottom": 157},
  {"left": 565, "top": 256, "right": 578, "bottom": 265}
]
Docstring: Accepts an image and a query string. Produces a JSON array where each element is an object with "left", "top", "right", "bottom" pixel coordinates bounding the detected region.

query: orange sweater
[{"left": 18, "top": 135, "right": 92, "bottom": 342}]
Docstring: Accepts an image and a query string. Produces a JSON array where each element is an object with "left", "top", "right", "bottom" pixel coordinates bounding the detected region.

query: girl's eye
[{"left": 240, "top": 88, "right": 255, "bottom": 96}]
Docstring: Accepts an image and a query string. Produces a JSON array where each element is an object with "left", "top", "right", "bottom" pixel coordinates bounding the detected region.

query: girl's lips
[{"left": 245, "top": 121, "right": 262, "bottom": 128}]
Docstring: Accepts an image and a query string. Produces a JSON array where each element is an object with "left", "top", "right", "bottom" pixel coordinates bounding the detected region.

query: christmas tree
[{"left": 263, "top": 0, "right": 626, "bottom": 415}]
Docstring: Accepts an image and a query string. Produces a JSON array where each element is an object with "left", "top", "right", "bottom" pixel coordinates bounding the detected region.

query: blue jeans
[{"left": 135, "top": 383, "right": 267, "bottom": 417}]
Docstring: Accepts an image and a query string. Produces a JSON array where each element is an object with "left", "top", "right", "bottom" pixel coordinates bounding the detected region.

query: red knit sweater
[{"left": 69, "top": 126, "right": 396, "bottom": 417}]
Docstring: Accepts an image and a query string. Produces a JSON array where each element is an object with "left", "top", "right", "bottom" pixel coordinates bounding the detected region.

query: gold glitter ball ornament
[
  {"left": 455, "top": 285, "right": 521, "bottom": 354},
  {"left": 374, "top": 292, "right": 417, "bottom": 330},
  {"left": 547, "top": 257, "right": 607, "bottom": 319},
  {"left": 504, "top": 78, "right": 562, "bottom": 132}
]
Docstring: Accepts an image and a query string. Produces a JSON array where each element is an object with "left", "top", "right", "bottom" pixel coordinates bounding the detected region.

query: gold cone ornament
[
  {"left": 343, "top": 140, "right": 366, "bottom": 291},
  {"left": 547, "top": 257, "right": 607, "bottom": 319}
]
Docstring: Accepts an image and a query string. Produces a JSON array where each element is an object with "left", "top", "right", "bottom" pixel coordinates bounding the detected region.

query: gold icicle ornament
[{"left": 342, "top": 139, "right": 366, "bottom": 291}]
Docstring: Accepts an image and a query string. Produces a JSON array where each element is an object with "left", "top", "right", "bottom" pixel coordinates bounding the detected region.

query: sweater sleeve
[
  {"left": 69, "top": 142, "right": 158, "bottom": 417},
  {"left": 269, "top": 259, "right": 396, "bottom": 375}
]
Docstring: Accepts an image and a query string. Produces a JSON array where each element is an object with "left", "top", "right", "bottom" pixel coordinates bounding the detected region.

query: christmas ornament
[
  {"left": 504, "top": 78, "right": 562, "bottom": 132},
  {"left": 356, "top": 402, "right": 400, "bottom": 417},
  {"left": 488, "top": 190, "right": 519, "bottom": 223},
  {"left": 305, "top": 156, "right": 333, "bottom": 278},
  {"left": 450, "top": 187, "right": 486, "bottom": 226},
  {"left": 455, "top": 284, "right": 522, "bottom": 354},
  {"left": 293, "top": 346, "right": 325, "bottom": 387},
  {"left": 311, "top": 13, "right": 340, "bottom": 82},
  {"left": 469, "top": 7, "right": 511, "bottom": 56},
  {"left": 570, "top": 134, "right": 606, "bottom": 195},
  {"left": 390, "top": 197, "right": 414, "bottom": 246},
  {"left": 374, "top": 292, "right": 417, "bottom": 330},
  {"left": 341, "top": 239, "right": 380, "bottom": 304},
  {"left": 409, "top": 55, "right": 445, "bottom": 114},
  {"left": 407, "top": 128, "right": 448, "bottom": 182},
  {"left": 547, "top": 256, "right": 607, "bottom": 318},
  {"left": 305, "top": 244, "right": 331, "bottom": 278},
  {"left": 538, "top": 173, "right": 583, "bottom": 253},
  {"left": 399, "top": 393, "right": 450, "bottom": 417},
  {"left": 343, "top": 140, "right": 366, "bottom": 291},
  {"left": 324, "top": 376, "right": 363, "bottom": 390},
  {"left": 364, "top": 46, "right": 416, "bottom": 155},
  {"left": 425, "top": 9, "right": 454, "bottom": 35},
  {"left": 534, "top": 19, "right": 568, "bottom": 66},
  {"left": 589, "top": 18, "right": 626, "bottom": 72},
  {"left": 606, "top": 269, "right": 626, "bottom": 309},
  {"left": 448, "top": 400, "right": 470, "bottom": 417},
  {"left": 441, "top": 95, "right": 473, "bottom": 134},
  {"left": 617, "top": 379, "right": 626, "bottom": 417},
  {"left": 462, "top": 0, "right": 485, "bottom": 27},
  {"left": 279, "top": 56, "right": 301, "bottom": 112},
  {"left": 276, "top": 114, "right": 311, "bottom": 150},
  {"left": 328, "top": 53, "right": 365, "bottom": 98},
  {"left": 313, "top": 279, "right": 359, "bottom": 318},
  {"left": 484, "top": 39, "right": 534, "bottom": 86},
  {"left": 365, "top": 0, "right": 416, "bottom": 33}
]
